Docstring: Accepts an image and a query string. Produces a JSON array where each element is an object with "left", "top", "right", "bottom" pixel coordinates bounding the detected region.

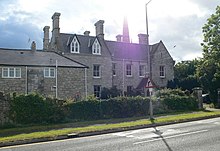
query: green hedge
[
  {"left": 158, "top": 89, "right": 198, "bottom": 111},
  {"left": 67, "top": 96, "right": 150, "bottom": 120},
  {"left": 9, "top": 93, "right": 66, "bottom": 124}
]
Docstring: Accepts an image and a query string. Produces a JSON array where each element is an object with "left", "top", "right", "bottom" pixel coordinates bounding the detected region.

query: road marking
[{"left": 133, "top": 129, "right": 208, "bottom": 145}]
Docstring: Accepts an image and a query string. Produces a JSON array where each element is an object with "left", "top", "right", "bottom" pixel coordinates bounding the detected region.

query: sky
[{"left": 0, "top": 0, "right": 219, "bottom": 62}]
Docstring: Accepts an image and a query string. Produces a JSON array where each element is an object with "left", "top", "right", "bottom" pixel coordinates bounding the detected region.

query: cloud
[{"left": 0, "top": 16, "right": 42, "bottom": 49}]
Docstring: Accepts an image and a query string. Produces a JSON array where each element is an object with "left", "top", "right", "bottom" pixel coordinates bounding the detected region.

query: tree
[
  {"left": 197, "top": 6, "right": 220, "bottom": 103},
  {"left": 167, "top": 60, "right": 200, "bottom": 92}
]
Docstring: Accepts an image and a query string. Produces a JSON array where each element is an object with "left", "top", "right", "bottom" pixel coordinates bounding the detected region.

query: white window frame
[
  {"left": 126, "top": 64, "right": 132, "bottom": 76},
  {"left": 2, "top": 67, "right": 21, "bottom": 78},
  {"left": 159, "top": 65, "right": 165, "bottom": 78},
  {"left": 44, "top": 68, "right": 55, "bottom": 78},
  {"left": 92, "top": 39, "right": 101, "bottom": 55},
  {"left": 139, "top": 65, "right": 145, "bottom": 77},
  {"left": 70, "top": 37, "right": 80, "bottom": 53},
  {"left": 93, "top": 64, "right": 101, "bottom": 78}
]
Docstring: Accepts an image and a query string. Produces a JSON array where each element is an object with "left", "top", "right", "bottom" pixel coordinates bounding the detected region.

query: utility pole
[{"left": 145, "top": 0, "right": 154, "bottom": 120}]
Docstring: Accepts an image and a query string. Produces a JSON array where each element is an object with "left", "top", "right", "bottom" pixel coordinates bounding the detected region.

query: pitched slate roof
[
  {"left": 0, "top": 48, "right": 87, "bottom": 68},
  {"left": 58, "top": 33, "right": 162, "bottom": 61},
  {"left": 59, "top": 33, "right": 110, "bottom": 55}
]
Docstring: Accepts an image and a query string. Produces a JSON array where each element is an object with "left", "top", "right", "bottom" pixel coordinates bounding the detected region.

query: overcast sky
[{"left": 0, "top": 0, "right": 219, "bottom": 62}]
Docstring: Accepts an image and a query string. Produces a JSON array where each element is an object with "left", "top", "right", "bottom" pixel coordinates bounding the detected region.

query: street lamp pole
[{"left": 145, "top": 0, "right": 154, "bottom": 120}]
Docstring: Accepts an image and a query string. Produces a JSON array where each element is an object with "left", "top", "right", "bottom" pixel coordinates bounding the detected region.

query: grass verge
[{"left": 1, "top": 110, "right": 220, "bottom": 144}]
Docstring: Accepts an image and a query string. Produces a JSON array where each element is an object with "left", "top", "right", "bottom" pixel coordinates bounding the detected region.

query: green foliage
[
  {"left": 168, "top": 60, "right": 200, "bottom": 91},
  {"left": 158, "top": 89, "right": 198, "bottom": 111},
  {"left": 198, "top": 5, "right": 220, "bottom": 102},
  {"left": 101, "top": 86, "right": 122, "bottom": 99},
  {"left": 9, "top": 93, "right": 66, "bottom": 124},
  {"left": 67, "top": 96, "right": 150, "bottom": 120}
]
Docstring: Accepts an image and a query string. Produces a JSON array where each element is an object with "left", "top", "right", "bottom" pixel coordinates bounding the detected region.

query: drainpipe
[
  {"left": 84, "top": 68, "right": 88, "bottom": 99},
  {"left": 55, "top": 60, "right": 58, "bottom": 98},
  {"left": 25, "top": 66, "right": 28, "bottom": 94},
  {"left": 122, "top": 59, "right": 125, "bottom": 96}
]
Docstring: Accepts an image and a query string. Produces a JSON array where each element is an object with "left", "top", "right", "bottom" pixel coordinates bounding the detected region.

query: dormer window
[
  {"left": 92, "top": 39, "right": 101, "bottom": 55},
  {"left": 70, "top": 36, "right": 80, "bottom": 53}
]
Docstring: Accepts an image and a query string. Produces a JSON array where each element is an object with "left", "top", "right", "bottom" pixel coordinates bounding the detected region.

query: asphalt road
[{"left": 1, "top": 117, "right": 220, "bottom": 151}]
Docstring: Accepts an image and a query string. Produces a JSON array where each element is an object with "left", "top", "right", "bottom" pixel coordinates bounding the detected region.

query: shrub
[
  {"left": 9, "top": 93, "right": 66, "bottom": 124},
  {"left": 101, "top": 86, "right": 122, "bottom": 99},
  {"left": 158, "top": 89, "right": 198, "bottom": 111},
  {"left": 67, "top": 96, "right": 150, "bottom": 120}
]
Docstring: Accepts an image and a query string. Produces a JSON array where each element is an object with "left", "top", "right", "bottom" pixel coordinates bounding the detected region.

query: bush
[
  {"left": 67, "top": 96, "right": 150, "bottom": 120},
  {"left": 9, "top": 93, "right": 66, "bottom": 124},
  {"left": 158, "top": 89, "right": 198, "bottom": 111},
  {"left": 101, "top": 86, "right": 122, "bottom": 99}
]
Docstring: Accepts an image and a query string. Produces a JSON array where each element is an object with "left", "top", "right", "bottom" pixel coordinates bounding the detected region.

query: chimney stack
[
  {"left": 31, "top": 41, "right": 36, "bottom": 52},
  {"left": 94, "top": 20, "right": 104, "bottom": 39},
  {"left": 84, "top": 31, "right": 90, "bottom": 36},
  {"left": 138, "top": 34, "right": 148, "bottom": 44},
  {"left": 43, "top": 26, "right": 50, "bottom": 50},
  {"left": 116, "top": 34, "right": 122, "bottom": 42},
  {"left": 51, "top": 12, "right": 61, "bottom": 45}
]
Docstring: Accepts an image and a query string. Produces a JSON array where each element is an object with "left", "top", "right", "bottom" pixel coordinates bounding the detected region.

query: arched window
[
  {"left": 70, "top": 37, "right": 80, "bottom": 53},
  {"left": 92, "top": 39, "right": 101, "bottom": 55}
]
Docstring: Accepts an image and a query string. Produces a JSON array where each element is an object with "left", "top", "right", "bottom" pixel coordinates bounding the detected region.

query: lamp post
[{"left": 145, "top": 0, "right": 154, "bottom": 120}]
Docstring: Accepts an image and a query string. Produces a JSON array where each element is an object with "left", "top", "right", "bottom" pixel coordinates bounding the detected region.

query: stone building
[
  {"left": 43, "top": 12, "right": 174, "bottom": 97},
  {"left": 0, "top": 42, "right": 87, "bottom": 99}
]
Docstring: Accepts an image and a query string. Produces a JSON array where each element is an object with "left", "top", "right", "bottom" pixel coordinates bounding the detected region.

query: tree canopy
[{"left": 197, "top": 5, "right": 220, "bottom": 102}]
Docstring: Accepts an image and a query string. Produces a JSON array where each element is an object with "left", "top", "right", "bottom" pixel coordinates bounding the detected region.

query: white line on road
[{"left": 133, "top": 129, "right": 208, "bottom": 145}]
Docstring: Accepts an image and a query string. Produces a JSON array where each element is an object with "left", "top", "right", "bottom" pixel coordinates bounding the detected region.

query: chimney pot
[
  {"left": 116, "top": 34, "right": 122, "bottom": 42},
  {"left": 84, "top": 31, "right": 90, "bottom": 36},
  {"left": 31, "top": 41, "right": 36, "bottom": 51}
]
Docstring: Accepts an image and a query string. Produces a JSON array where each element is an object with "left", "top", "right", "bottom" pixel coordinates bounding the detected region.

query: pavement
[{"left": 1, "top": 106, "right": 220, "bottom": 148}]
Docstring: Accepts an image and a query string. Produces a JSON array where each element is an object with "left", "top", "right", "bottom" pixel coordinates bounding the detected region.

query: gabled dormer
[
  {"left": 70, "top": 36, "right": 80, "bottom": 53},
  {"left": 92, "top": 38, "right": 101, "bottom": 55}
]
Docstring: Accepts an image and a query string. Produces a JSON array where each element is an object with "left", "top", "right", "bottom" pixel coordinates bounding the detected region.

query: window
[
  {"left": 126, "top": 64, "right": 132, "bottom": 76},
  {"left": 93, "top": 65, "right": 101, "bottom": 78},
  {"left": 92, "top": 39, "right": 101, "bottom": 55},
  {"left": 127, "top": 86, "right": 133, "bottom": 93},
  {"left": 159, "top": 66, "right": 165, "bottom": 78},
  {"left": 44, "top": 68, "right": 55, "bottom": 78},
  {"left": 139, "top": 65, "right": 145, "bottom": 77},
  {"left": 112, "top": 63, "right": 116, "bottom": 76},
  {"left": 2, "top": 67, "right": 21, "bottom": 78},
  {"left": 70, "top": 37, "right": 80, "bottom": 53},
  {"left": 94, "top": 85, "right": 101, "bottom": 98}
]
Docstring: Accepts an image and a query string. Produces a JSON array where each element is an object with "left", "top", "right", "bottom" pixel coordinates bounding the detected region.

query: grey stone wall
[
  {"left": 0, "top": 92, "right": 10, "bottom": 126},
  {"left": 151, "top": 43, "right": 174, "bottom": 87},
  {"left": 57, "top": 67, "right": 86, "bottom": 100},
  {"left": 0, "top": 66, "right": 26, "bottom": 94},
  {"left": 113, "top": 59, "right": 148, "bottom": 93},
  {"left": 66, "top": 54, "right": 112, "bottom": 96},
  {"left": 0, "top": 66, "right": 86, "bottom": 100}
]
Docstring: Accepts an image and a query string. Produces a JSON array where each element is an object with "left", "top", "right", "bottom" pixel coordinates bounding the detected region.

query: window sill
[{"left": 93, "top": 76, "right": 101, "bottom": 79}]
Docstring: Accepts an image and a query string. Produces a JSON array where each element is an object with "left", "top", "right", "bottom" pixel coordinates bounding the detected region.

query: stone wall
[
  {"left": 66, "top": 54, "right": 113, "bottom": 96},
  {"left": 0, "top": 92, "right": 10, "bottom": 126},
  {"left": 151, "top": 42, "right": 174, "bottom": 87},
  {"left": 0, "top": 66, "right": 86, "bottom": 100},
  {"left": 112, "top": 59, "right": 148, "bottom": 93}
]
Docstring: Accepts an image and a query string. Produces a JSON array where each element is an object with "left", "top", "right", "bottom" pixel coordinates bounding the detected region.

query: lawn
[{"left": 1, "top": 110, "right": 220, "bottom": 144}]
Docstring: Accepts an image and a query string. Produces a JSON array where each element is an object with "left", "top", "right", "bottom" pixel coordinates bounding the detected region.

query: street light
[{"left": 145, "top": 0, "right": 154, "bottom": 120}]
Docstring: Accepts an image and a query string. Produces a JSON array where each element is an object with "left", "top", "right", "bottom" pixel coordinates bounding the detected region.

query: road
[{"left": 1, "top": 117, "right": 220, "bottom": 151}]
